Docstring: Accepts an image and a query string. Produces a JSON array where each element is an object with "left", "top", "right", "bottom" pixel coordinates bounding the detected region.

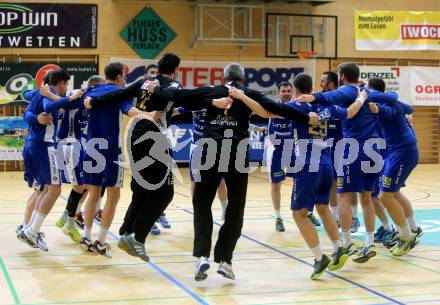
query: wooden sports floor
[{"left": 0, "top": 165, "right": 439, "bottom": 305}]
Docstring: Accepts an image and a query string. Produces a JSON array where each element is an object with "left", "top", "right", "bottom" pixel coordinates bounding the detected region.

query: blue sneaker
[
  {"left": 150, "top": 224, "right": 160, "bottom": 235},
  {"left": 374, "top": 226, "right": 386, "bottom": 243},
  {"left": 382, "top": 226, "right": 397, "bottom": 243},
  {"left": 125, "top": 234, "right": 150, "bottom": 262},
  {"left": 158, "top": 214, "right": 171, "bottom": 229}
]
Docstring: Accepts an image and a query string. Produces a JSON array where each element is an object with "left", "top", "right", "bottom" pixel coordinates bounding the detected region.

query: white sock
[
  {"left": 28, "top": 212, "right": 46, "bottom": 236},
  {"left": 311, "top": 244, "right": 323, "bottom": 261},
  {"left": 274, "top": 209, "right": 281, "bottom": 219},
  {"left": 84, "top": 226, "right": 92, "bottom": 240},
  {"left": 382, "top": 220, "right": 393, "bottom": 232},
  {"left": 60, "top": 209, "right": 68, "bottom": 222},
  {"left": 365, "top": 232, "right": 374, "bottom": 247},
  {"left": 332, "top": 240, "right": 341, "bottom": 253},
  {"left": 342, "top": 230, "right": 352, "bottom": 248},
  {"left": 26, "top": 210, "right": 37, "bottom": 228},
  {"left": 406, "top": 215, "right": 418, "bottom": 232},
  {"left": 220, "top": 200, "right": 228, "bottom": 216},
  {"left": 397, "top": 222, "right": 412, "bottom": 241},
  {"left": 66, "top": 216, "right": 75, "bottom": 229},
  {"left": 331, "top": 206, "right": 339, "bottom": 221},
  {"left": 97, "top": 226, "right": 109, "bottom": 244},
  {"left": 351, "top": 205, "right": 358, "bottom": 218}
]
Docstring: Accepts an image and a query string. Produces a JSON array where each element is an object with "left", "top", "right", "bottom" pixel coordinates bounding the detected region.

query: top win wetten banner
[{"left": 355, "top": 11, "right": 440, "bottom": 51}]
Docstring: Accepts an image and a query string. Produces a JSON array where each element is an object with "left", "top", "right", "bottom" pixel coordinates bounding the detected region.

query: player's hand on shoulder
[
  {"left": 308, "top": 112, "right": 319, "bottom": 125},
  {"left": 84, "top": 96, "right": 93, "bottom": 109},
  {"left": 228, "top": 87, "right": 245, "bottom": 100},
  {"left": 358, "top": 88, "right": 368, "bottom": 100},
  {"left": 146, "top": 79, "right": 160, "bottom": 93},
  {"left": 37, "top": 112, "right": 53, "bottom": 125},
  {"left": 368, "top": 102, "right": 379, "bottom": 114},
  {"left": 39, "top": 85, "right": 51, "bottom": 98},
  {"left": 212, "top": 97, "right": 233, "bottom": 109},
  {"left": 69, "top": 89, "right": 85, "bottom": 101},
  {"left": 297, "top": 94, "right": 315, "bottom": 103}
]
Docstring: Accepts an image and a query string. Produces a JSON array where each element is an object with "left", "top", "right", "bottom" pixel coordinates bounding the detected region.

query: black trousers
[
  {"left": 119, "top": 125, "right": 174, "bottom": 243},
  {"left": 192, "top": 139, "right": 249, "bottom": 264}
]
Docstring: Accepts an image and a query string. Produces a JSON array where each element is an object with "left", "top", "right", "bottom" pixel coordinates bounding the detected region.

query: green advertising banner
[{"left": 120, "top": 7, "right": 177, "bottom": 59}]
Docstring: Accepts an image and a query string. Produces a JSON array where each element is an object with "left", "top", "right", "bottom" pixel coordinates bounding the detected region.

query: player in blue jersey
[
  {"left": 79, "top": 62, "right": 158, "bottom": 258},
  {"left": 296, "top": 63, "right": 401, "bottom": 263},
  {"left": 320, "top": 71, "right": 360, "bottom": 232},
  {"left": 17, "top": 70, "right": 84, "bottom": 251},
  {"left": 367, "top": 78, "right": 422, "bottom": 256},
  {"left": 229, "top": 73, "right": 366, "bottom": 279}
]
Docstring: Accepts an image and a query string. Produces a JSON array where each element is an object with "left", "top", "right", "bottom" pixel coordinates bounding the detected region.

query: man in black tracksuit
[
  {"left": 148, "top": 63, "right": 318, "bottom": 280},
  {"left": 84, "top": 54, "right": 222, "bottom": 261}
]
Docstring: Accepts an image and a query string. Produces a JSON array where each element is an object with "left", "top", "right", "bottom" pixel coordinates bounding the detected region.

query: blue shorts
[
  {"left": 330, "top": 137, "right": 343, "bottom": 179},
  {"left": 381, "top": 149, "right": 418, "bottom": 192},
  {"left": 267, "top": 142, "right": 286, "bottom": 183},
  {"left": 84, "top": 150, "right": 124, "bottom": 188},
  {"left": 337, "top": 143, "right": 381, "bottom": 193},
  {"left": 28, "top": 145, "right": 61, "bottom": 186},
  {"left": 59, "top": 142, "right": 86, "bottom": 185},
  {"left": 291, "top": 164, "right": 333, "bottom": 211},
  {"left": 22, "top": 146, "right": 43, "bottom": 191}
]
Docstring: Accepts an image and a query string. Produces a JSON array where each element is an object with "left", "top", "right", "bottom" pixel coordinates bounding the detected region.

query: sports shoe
[
  {"left": 21, "top": 230, "right": 48, "bottom": 252},
  {"left": 124, "top": 234, "right": 150, "bottom": 262},
  {"left": 75, "top": 212, "right": 84, "bottom": 229},
  {"left": 346, "top": 243, "right": 360, "bottom": 256},
  {"left": 328, "top": 247, "right": 349, "bottom": 271},
  {"left": 350, "top": 218, "right": 360, "bottom": 233},
  {"left": 275, "top": 218, "right": 285, "bottom": 232},
  {"left": 391, "top": 238, "right": 412, "bottom": 256},
  {"left": 62, "top": 225, "right": 82, "bottom": 243},
  {"left": 217, "top": 261, "right": 235, "bottom": 280},
  {"left": 79, "top": 237, "right": 94, "bottom": 252},
  {"left": 383, "top": 231, "right": 399, "bottom": 249},
  {"left": 158, "top": 214, "right": 171, "bottom": 229},
  {"left": 150, "top": 224, "right": 161, "bottom": 235},
  {"left": 91, "top": 240, "right": 112, "bottom": 258},
  {"left": 308, "top": 213, "right": 321, "bottom": 226},
  {"left": 374, "top": 226, "right": 396, "bottom": 243},
  {"left": 94, "top": 209, "right": 103, "bottom": 223},
  {"left": 55, "top": 217, "right": 66, "bottom": 229},
  {"left": 352, "top": 245, "right": 376, "bottom": 263},
  {"left": 311, "top": 254, "right": 330, "bottom": 280},
  {"left": 117, "top": 235, "right": 137, "bottom": 257},
  {"left": 410, "top": 227, "right": 423, "bottom": 250},
  {"left": 17, "top": 229, "right": 36, "bottom": 248},
  {"left": 195, "top": 256, "right": 210, "bottom": 281}
]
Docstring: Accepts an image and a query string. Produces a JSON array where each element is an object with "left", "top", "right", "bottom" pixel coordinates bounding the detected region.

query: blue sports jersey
[
  {"left": 57, "top": 93, "right": 88, "bottom": 141},
  {"left": 287, "top": 102, "right": 347, "bottom": 166},
  {"left": 24, "top": 87, "right": 70, "bottom": 146},
  {"left": 86, "top": 83, "right": 133, "bottom": 151},
  {"left": 192, "top": 109, "right": 206, "bottom": 143},
  {"left": 268, "top": 101, "right": 292, "bottom": 146},
  {"left": 376, "top": 99, "right": 416, "bottom": 151}
]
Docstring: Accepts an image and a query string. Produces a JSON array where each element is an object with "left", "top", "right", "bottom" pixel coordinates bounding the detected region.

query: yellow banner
[{"left": 354, "top": 11, "right": 440, "bottom": 50}]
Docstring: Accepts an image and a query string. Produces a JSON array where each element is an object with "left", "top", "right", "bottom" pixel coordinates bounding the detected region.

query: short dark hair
[
  {"left": 323, "top": 71, "right": 338, "bottom": 87},
  {"left": 293, "top": 73, "right": 313, "bottom": 94},
  {"left": 145, "top": 64, "right": 158, "bottom": 73},
  {"left": 49, "top": 70, "right": 70, "bottom": 86},
  {"left": 43, "top": 70, "right": 53, "bottom": 85},
  {"left": 367, "top": 77, "right": 386, "bottom": 92},
  {"left": 338, "top": 62, "right": 360, "bottom": 83},
  {"left": 158, "top": 53, "right": 180, "bottom": 74},
  {"left": 277, "top": 82, "right": 293, "bottom": 90},
  {"left": 104, "top": 62, "right": 125, "bottom": 81}
]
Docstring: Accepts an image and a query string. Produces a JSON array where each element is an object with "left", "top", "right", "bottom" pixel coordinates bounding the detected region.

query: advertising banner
[
  {"left": 0, "top": 116, "right": 26, "bottom": 160},
  {"left": 355, "top": 11, "right": 440, "bottom": 50},
  {"left": 0, "top": 3, "right": 97, "bottom": 48}
]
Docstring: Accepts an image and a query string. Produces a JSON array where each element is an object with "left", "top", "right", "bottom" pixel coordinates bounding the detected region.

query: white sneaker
[
  {"left": 195, "top": 256, "right": 210, "bottom": 281},
  {"left": 23, "top": 230, "right": 48, "bottom": 252},
  {"left": 217, "top": 261, "right": 235, "bottom": 280}
]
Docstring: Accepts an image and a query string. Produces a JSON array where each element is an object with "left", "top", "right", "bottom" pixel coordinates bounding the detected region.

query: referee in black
[{"left": 147, "top": 63, "right": 318, "bottom": 281}]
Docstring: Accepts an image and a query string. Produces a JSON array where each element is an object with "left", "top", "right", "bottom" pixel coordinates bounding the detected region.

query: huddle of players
[{"left": 17, "top": 54, "right": 422, "bottom": 281}]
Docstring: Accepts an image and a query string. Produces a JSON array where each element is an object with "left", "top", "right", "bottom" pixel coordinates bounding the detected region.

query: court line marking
[
  {"left": 173, "top": 187, "right": 405, "bottom": 305},
  {"left": 59, "top": 195, "right": 209, "bottom": 305},
  {"left": 0, "top": 256, "right": 21, "bottom": 305}
]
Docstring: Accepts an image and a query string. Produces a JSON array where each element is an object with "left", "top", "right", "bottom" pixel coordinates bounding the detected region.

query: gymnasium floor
[{"left": 0, "top": 165, "right": 439, "bottom": 305}]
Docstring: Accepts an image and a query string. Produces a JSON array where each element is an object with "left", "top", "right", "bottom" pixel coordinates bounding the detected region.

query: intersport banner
[
  {"left": 355, "top": 11, "right": 440, "bottom": 50},
  {"left": 359, "top": 65, "right": 440, "bottom": 106},
  {"left": 111, "top": 57, "right": 315, "bottom": 100}
]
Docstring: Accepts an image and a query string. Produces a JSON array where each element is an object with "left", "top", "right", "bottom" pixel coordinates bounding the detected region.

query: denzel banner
[
  {"left": 0, "top": 63, "right": 98, "bottom": 105},
  {"left": 355, "top": 11, "right": 440, "bottom": 50},
  {"left": 0, "top": 3, "right": 97, "bottom": 48}
]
